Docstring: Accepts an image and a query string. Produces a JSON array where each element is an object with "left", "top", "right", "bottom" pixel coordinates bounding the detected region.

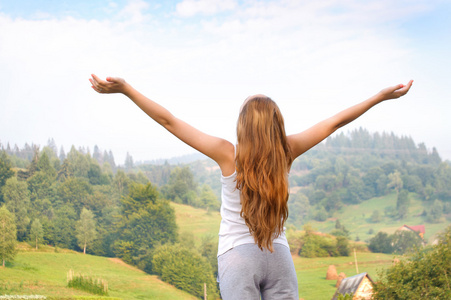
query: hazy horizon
[{"left": 1, "top": 127, "right": 447, "bottom": 167}]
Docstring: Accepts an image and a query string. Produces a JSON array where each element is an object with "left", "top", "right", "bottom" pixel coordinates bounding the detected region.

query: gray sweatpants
[{"left": 218, "top": 243, "right": 299, "bottom": 300}]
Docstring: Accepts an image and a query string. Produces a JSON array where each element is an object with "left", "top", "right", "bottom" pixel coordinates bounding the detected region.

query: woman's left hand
[{"left": 379, "top": 80, "right": 414, "bottom": 101}]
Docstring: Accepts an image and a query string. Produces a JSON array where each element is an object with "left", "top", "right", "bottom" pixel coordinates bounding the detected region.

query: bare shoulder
[
  {"left": 287, "top": 132, "right": 308, "bottom": 160},
  {"left": 216, "top": 140, "right": 236, "bottom": 177}
]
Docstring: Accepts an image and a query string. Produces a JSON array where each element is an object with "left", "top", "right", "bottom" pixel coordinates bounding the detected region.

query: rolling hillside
[
  {"left": 305, "top": 191, "right": 450, "bottom": 244},
  {"left": 0, "top": 244, "right": 197, "bottom": 300}
]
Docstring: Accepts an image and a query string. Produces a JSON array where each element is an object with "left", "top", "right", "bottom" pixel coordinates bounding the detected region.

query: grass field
[
  {"left": 0, "top": 244, "right": 197, "bottom": 300},
  {"left": 294, "top": 252, "right": 395, "bottom": 299},
  {"left": 171, "top": 202, "right": 221, "bottom": 246},
  {"left": 306, "top": 192, "right": 451, "bottom": 243}
]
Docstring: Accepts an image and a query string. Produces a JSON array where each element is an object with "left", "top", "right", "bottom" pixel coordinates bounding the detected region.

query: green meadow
[
  {"left": 171, "top": 202, "right": 221, "bottom": 245},
  {"left": 306, "top": 192, "right": 450, "bottom": 244},
  {"left": 0, "top": 244, "right": 196, "bottom": 300},
  {"left": 2, "top": 200, "right": 442, "bottom": 299},
  {"left": 294, "top": 252, "right": 395, "bottom": 299}
]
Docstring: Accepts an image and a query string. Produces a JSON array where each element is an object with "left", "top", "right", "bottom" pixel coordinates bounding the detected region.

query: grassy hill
[
  {"left": 0, "top": 203, "right": 217, "bottom": 300},
  {"left": 0, "top": 244, "right": 197, "bottom": 300},
  {"left": 305, "top": 191, "right": 450, "bottom": 244},
  {"left": 171, "top": 202, "right": 221, "bottom": 246}
]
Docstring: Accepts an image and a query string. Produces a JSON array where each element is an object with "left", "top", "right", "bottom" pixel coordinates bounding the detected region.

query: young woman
[{"left": 90, "top": 75, "right": 413, "bottom": 299}]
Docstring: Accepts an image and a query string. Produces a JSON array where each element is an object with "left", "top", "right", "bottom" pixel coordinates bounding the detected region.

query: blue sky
[{"left": 0, "top": 0, "right": 450, "bottom": 164}]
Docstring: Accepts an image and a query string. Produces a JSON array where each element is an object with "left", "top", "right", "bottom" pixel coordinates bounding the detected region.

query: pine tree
[
  {"left": 0, "top": 151, "right": 14, "bottom": 202},
  {"left": 59, "top": 146, "right": 66, "bottom": 162},
  {"left": 47, "top": 138, "right": 58, "bottom": 156},
  {"left": 125, "top": 152, "right": 134, "bottom": 171},
  {"left": 93, "top": 145, "right": 102, "bottom": 165}
]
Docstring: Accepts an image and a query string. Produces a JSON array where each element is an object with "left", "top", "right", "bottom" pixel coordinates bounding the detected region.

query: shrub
[
  {"left": 300, "top": 233, "right": 336, "bottom": 257},
  {"left": 372, "top": 226, "right": 451, "bottom": 299},
  {"left": 67, "top": 270, "right": 108, "bottom": 296},
  {"left": 152, "top": 244, "right": 219, "bottom": 299},
  {"left": 287, "top": 228, "right": 303, "bottom": 254},
  {"left": 370, "top": 210, "right": 382, "bottom": 223},
  {"left": 368, "top": 232, "right": 393, "bottom": 254},
  {"left": 299, "top": 225, "right": 349, "bottom": 258},
  {"left": 336, "top": 236, "right": 350, "bottom": 256},
  {"left": 391, "top": 230, "right": 423, "bottom": 255},
  {"left": 337, "top": 293, "right": 353, "bottom": 300},
  {"left": 313, "top": 206, "right": 328, "bottom": 221},
  {"left": 369, "top": 230, "right": 423, "bottom": 255}
]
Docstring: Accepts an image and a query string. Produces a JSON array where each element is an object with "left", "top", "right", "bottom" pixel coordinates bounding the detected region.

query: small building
[
  {"left": 331, "top": 272, "right": 374, "bottom": 300},
  {"left": 399, "top": 224, "right": 425, "bottom": 239}
]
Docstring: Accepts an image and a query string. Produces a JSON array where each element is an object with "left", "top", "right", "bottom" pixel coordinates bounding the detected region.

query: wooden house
[{"left": 331, "top": 272, "right": 374, "bottom": 300}]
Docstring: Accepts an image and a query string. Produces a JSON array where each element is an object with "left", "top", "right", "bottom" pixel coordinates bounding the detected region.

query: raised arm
[
  {"left": 89, "top": 75, "right": 235, "bottom": 176},
  {"left": 287, "top": 80, "right": 414, "bottom": 160}
]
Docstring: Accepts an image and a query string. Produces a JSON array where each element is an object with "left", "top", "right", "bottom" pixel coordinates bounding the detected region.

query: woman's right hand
[{"left": 89, "top": 74, "right": 128, "bottom": 94}]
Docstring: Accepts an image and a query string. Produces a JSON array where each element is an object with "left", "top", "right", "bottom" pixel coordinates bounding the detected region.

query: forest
[
  {"left": 288, "top": 128, "right": 449, "bottom": 225},
  {"left": 1, "top": 128, "right": 450, "bottom": 298}
]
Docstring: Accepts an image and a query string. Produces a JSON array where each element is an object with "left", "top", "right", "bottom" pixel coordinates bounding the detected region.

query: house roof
[
  {"left": 331, "top": 272, "right": 374, "bottom": 300},
  {"left": 403, "top": 225, "right": 425, "bottom": 234}
]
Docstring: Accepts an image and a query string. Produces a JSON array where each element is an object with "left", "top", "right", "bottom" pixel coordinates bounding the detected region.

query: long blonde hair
[{"left": 235, "top": 96, "right": 292, "bottom": 252}]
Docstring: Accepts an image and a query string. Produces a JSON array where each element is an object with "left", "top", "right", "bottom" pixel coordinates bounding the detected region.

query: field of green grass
[
  {"left": 306, "top": 192, "right": 450, "bottom": 243},
  {"left": 0, "top": 244, "right": 196, "bottom": 300},
  {"left": 294, "top": 252, "right": 395, "bottom": 299},
  {"left": 171, "top": 202, "right": 221, "bottom": 246}
]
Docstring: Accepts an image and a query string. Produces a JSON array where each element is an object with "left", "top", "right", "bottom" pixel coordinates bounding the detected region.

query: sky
[{"left": 0, "top": 0, "right": 450, "bottom": 165}]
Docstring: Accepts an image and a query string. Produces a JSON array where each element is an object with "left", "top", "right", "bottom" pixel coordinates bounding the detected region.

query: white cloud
[
  {"left": 176, "top": 0, "right": 237, "bottom": 17},
  {"left": 117, "top": 0, "right": 150, "bottom": 23}
]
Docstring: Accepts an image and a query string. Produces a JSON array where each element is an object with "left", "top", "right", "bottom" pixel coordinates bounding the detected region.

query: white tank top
[{"left": 217, "top": 171, "right": 289, "bottom": 256}]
